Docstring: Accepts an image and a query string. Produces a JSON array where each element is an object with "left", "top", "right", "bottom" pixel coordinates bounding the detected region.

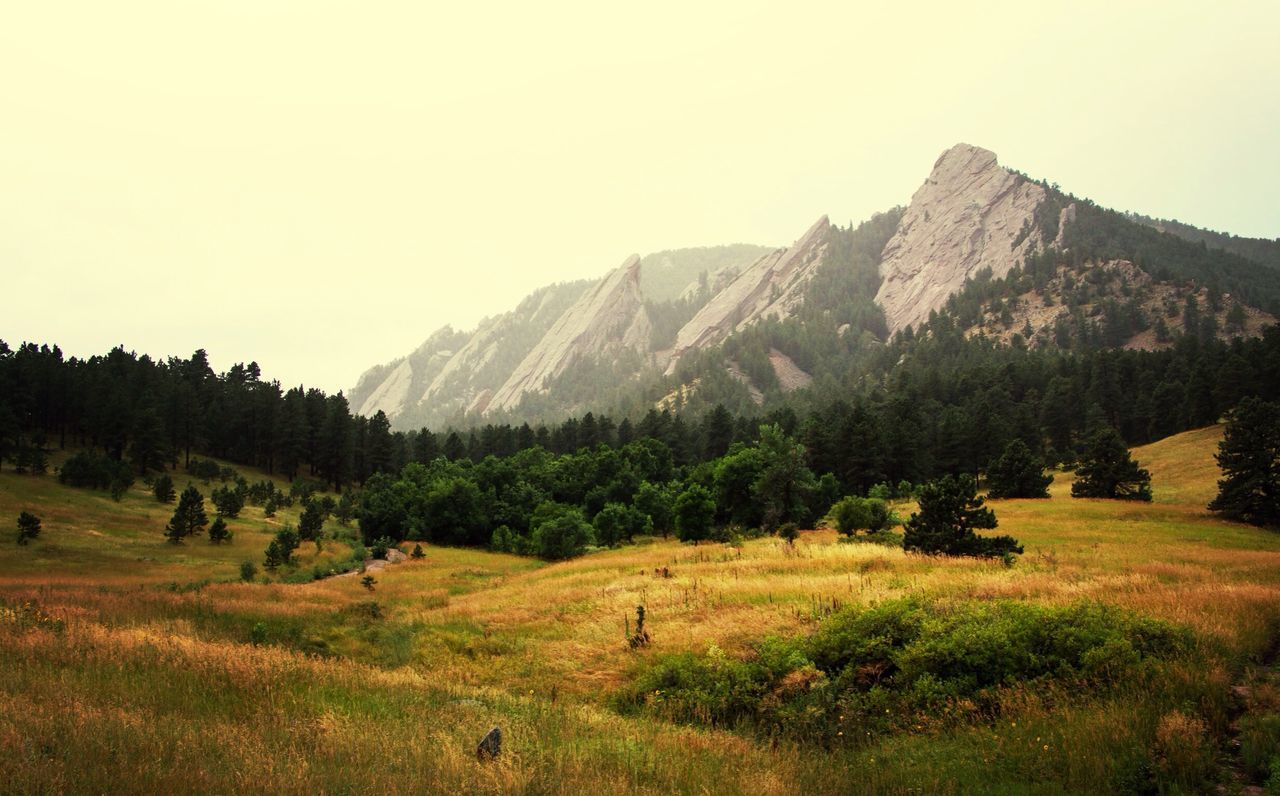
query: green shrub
[{"left": 618, "top": 598, "right": 1190, "bottom": 742}]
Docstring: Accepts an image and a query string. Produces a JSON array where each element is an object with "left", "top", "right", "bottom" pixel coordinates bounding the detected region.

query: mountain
[
  {"left": 664, "top": 216, "right": 831, "bottom": 374},
  {"left": 875, "top": 143, "right": 1052, "bottom": 333},
  {"left": 349, "top": 244, "right": 770, "bottom": 428},
  {"left": 487, "top": 255, "right": 651, "bottom": 414},
  {"left": 352, "top": 143, "right": 1279, "bottom": 430}
]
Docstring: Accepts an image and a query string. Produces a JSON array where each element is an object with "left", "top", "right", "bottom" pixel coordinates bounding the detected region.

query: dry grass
[{"left": 1, "top": 426, "right": 1278, "bottom": 793}]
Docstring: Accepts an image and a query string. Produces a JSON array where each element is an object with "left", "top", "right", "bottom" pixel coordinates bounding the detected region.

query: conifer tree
[
  {"left": 1208, "top": 398, "right": 1279, "bottom": 528},
  {"left": 904, "top": 475, "right": 1022, "bottom": 558},
  {"left": 153, "top": 474, "right": 176, "bottom": 503},
  {"left": 16, "top": 511, "right": 41, "bottom": 545},
  {"left": 987, "top": 439, "right": 1053, "bottom": 499},
  {"left": 1070, "top": 427, "right": 1152, "bottom": 501},
  {"left": 208, "top": 516, "right": 232, "bottom": 544},
  {"left": 165, "top": 485, "right": 208, "bottom": 543}
]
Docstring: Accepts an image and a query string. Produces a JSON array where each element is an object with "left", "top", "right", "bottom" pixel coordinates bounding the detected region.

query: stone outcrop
[
  {"left": 355, "top": 359, "right": 414, "bottom": 418},
  {"left": 489, "top": 255, "right": 651, "bottom": 412},
  {"left": 875, "top": 144, "right": 1047, "bottom": 333},
  {"left": 665, "top": 216, "right": 830, "bottom": 374}
]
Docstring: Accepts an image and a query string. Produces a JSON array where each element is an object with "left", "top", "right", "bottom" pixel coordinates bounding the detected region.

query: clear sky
[{"left": 3, "top": 1, "right": 1277, "bottom": 393}]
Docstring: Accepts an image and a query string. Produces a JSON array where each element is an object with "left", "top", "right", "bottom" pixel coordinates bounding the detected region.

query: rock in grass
[{"left": 476, "top": 726, "right": 502, "bottom": 761}]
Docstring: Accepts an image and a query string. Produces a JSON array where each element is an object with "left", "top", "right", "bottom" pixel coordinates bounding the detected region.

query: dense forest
[{"left": 4, "top": 305, "right": 1277, "bottom": 556}]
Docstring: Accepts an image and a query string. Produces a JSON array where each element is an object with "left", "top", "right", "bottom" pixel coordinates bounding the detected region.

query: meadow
[{"left": 1, "top": 426, "right": 1277, "bottom": 794}]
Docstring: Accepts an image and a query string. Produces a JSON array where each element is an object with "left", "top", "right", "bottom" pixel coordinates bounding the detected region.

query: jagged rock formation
[
  {"left": 347, "top": 283, "right": 590, "bottom": 429},
  {"left": 876, "top": 144, "right": 1048, "bottom": 333},
  {"left": 488, "top": 256, "right": 652, "bottom": 413},
  {"left": 355, "top": 360, "right": 413, "bottom": 418},
  {"left": 351, "top": 326, "right": 470, "bottom": 418},
  {"left": 665, "top": 216, "right": 830, "bottom": 374}
]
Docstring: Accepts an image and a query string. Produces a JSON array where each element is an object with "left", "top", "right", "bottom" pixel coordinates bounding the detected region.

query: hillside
[{"left": 2, "top": 426, "right": 1278, "bottom": 793}]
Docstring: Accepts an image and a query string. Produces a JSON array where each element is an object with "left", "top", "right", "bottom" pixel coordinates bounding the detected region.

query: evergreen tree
[
  {"left": 165, "top": 485, "right": 208, "bottom": 543},
  {"left": 264, "top": 525, "right": 300, "bottom": 569},
  {"left": 212, "top": 485, "right": 245, "bottom": 518},
  {"left": 153, "top": 474, "right": 176, "bottom": 503},
  {"left": 128, "top": 408, "right": 169, "bottom": 474},
  {"left": 904, "top": 474, "right": 1022, "bottom": 558},
  {"left": 208, "top": 516, "right": 232, "bottom": 544},
  {"left": 1070, "top": 427, "right": 1153, "bottom": 501},
  {"left": 1208, "top": 398, "right": 1279, "bottom": 528},
  {"left": 986, "top": 439, "right": 1053, "bottom": 499},
  {"left": 16, "top": 511, "right": 41, "bottom": 545},
  {"left": 298, "top": 499, "right": 325, "bottom": 541}
]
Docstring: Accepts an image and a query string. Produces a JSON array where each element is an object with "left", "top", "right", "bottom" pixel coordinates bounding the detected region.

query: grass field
[{"left": 1, "top": 427, "right": 1278, "bottom": 794}]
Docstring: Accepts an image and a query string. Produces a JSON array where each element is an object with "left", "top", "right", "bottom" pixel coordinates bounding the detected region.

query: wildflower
[{"left": 1043, "top": 745, "right": 1049, "bottom": 751}]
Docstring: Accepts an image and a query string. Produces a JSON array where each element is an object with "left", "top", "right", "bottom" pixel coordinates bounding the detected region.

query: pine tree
[
  {"left": 16, "top": 511, "right": 41, "bottom": 545},
  {"left": 153, "top": 474, "right": 176, "bottom": 503},
  {"left": 297, "top": 499, "right": 325, "bottom": 541},
  {"left": 1208, "top": 398, "right": 1279, "bottom": 528},
  {"left": 1070, "top": 427, "right": 1152, "bottom": 501},
  {"left": 208, "top": 516, "right": 232, "bottom": 544},
  {"left": 987, "top": 440, "right": 1053, "bottom": 499},
  {"left": 165, "top": 485, "right": 208, "bottom": 543},
  {"left": 904, "top": 474, "right": 1022, "bottom": 558}
]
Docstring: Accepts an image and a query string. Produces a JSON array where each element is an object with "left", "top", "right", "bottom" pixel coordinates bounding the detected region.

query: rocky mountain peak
[
  {"left": 664, "top": 215, "right": 830, "bottom": 374},
  {"left": 487, "top": 254, "right": 650, "bottom": 413},
  {"left": 875, "top": 143, "right": 1047, "bottom": 333}
]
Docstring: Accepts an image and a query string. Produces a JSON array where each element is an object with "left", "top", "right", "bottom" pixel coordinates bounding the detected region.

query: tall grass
[{"left": 1, "top": 426, "right": 1277, "bottom": 793}]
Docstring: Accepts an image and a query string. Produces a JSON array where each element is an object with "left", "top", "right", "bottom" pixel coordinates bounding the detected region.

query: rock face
[
  {"left": 489, "top": 255, "right": 651, "bottom": 413},
  {"left": 355, "top": 359, "right": 413, "bottom": 418},
  {"left": 666, "top": 216, "right": 830, "bottom": 374},
  {"left": 875, "top": 144, "right": 1047, "bottom": 333},
  {"left": 347, "top": 283, "right": 589, "bottom": 430}
]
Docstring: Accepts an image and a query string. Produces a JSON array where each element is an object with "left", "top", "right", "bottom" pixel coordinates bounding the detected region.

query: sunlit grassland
[{"left": 1, "top": 426, "right": 1277, "bottom": 794}]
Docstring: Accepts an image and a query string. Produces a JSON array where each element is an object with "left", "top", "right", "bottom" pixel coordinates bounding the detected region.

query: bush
[
  {"left": 239, "top": 560, "right": 257, "bottom": 582},
  {"left": 617, "top": 598, "right": 1189, "bottom": 740},
  {"left": 370, "top": 536, "right": 394, "bottom": 560},
  {"left": 830, "top": 496, "right": 891, "bottom": 536}
]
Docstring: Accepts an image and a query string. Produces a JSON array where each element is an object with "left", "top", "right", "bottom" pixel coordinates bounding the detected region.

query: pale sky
[{"left": 3, "top": 1, "right": 1277, "bottom": 394}]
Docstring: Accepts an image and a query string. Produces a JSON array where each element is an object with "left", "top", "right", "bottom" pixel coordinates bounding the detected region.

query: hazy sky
[{"left": 3, "top": 1, "right": 1277, "bottom": 393}]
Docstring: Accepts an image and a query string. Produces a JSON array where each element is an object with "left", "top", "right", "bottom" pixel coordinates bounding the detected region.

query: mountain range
[{"left": 351, "top": 143, "right": 1279, "bottom": 430}]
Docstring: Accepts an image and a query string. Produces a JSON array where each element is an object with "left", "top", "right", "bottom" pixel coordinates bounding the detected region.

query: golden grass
[{"left": 1, "top": 425, "right": 1278, "bottom": 793}]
